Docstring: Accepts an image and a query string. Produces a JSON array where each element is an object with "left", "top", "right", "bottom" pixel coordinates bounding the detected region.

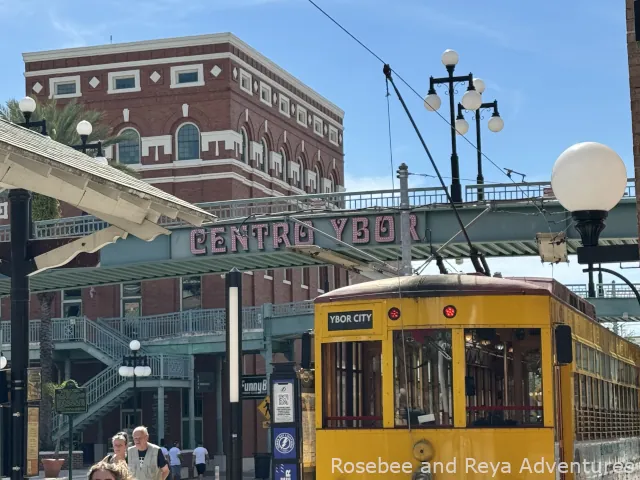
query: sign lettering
[
  {"left": 189, "top": 214, "right": 420, "bottom": 256},
  {"left": 328, "top": 310, "right": 373, "bottom": 331},
  {"left": 55, "top": 382, "right": 87, "bottom": 415},
  {"left": 242, "top": 375, "right": 268, "bottom": 399}
]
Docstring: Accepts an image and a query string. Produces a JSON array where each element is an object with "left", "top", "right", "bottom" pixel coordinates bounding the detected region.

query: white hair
[{"left": 132, "top": 426, "right": 149, "bottom": 436}]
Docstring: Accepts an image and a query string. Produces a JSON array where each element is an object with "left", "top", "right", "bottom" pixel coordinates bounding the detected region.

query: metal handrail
[{"left": 567, "top": 283, "right": 640, "bottom": 300}]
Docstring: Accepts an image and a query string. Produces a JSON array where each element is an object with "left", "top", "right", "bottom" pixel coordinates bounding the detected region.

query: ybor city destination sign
[{"left": 185, "top": 213, "right": 424, "bottom": 255}]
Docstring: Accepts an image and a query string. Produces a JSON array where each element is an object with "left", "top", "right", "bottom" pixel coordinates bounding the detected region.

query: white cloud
[{"left": 48, "top": 11, "right": 106, "bottom": 48}]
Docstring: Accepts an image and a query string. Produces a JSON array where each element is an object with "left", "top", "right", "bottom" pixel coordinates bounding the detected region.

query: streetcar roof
[{"left": 315, "top": 273, "right": 556, "bottom": 303}]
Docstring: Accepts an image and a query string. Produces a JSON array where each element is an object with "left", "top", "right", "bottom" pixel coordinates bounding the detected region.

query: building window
[
  {"left": 260, "top": 138, "right": 269, "bottom": 172},
  {"left": 283, "top": 268, "right": 291, "bottom": 284},
  {"left": 121, "top": 282, "right": 141, "bottom": 317},
  {"left": 259, "top": 82, "right": 272, "bottom": 106},
  {"left": 297, "top": 106, "right": 307, "bottom": 127},
  {"left": 240, "top": 128, "right": 249, "bottom": 163},
  {"left": 108, "top": 70, "right": 140, "bottom": 94},
  {"left": 49, "top": 75, "right": 81, "bottom": 99},
  {"left": 181, "top": 276, "right": 202, "bottom": 310},
  {"left": 117, "top": 128, "right": 141, "bottom": 165},
  {"left": 329, "top": 125, "right": 339, "bottom": 146},
  {"left": 295, "top": 157, "right": 304, "bottom": 189},
  {"left": 279, "top": 95, "right": 290, "bottom": 117},
  {"left": 279, "top": 148, "right": 287, "bottom": 180},
  {"left": 62, "top": 289, "right": 82, "bottom": 317},
  {"left": 302, "top": 268, "right": 309, "bottom": 289},
  {"left": 170, "top": 64, "right": 204, "bottom": 88},
  {"left": 265, "top": 269, "right": 274, "bottom": 280},
  {"left": 176, "top": 123, "right": 200, "bottom": 161},
  {"left": 318, "top": 266, "right": 328, "bottom": 293},
  {"left": 239, "top": 69, "right": 252, "bottom": 95},
  {"left": 313, "top": 117, "right": 323, "bottom": 137},
  {"left": 313, "top": 166, "right": 321, "bottom": 193}
]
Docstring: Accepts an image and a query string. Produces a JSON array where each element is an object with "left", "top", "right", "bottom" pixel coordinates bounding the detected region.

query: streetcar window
[
  {"left": 393, "top": 329, "right": 453, "bottom": 428},
  {"left": 464, "top": 328, "right": 543, "bottom": 427},
  {"left": 321, "top": 341, "right": 382, "bottom": 429}
]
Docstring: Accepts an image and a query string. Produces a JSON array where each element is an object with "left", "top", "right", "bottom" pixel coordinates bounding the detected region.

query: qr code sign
[{"left": 278, "top": 394, "right": 290, "bottom": 406}]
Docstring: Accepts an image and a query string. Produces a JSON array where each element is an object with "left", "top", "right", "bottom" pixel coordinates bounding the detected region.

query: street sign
[
  {"left": 258, "top": 395, "right": 270, "bottom": 420},
  {"left": 54, "top": 380, "right": 87, "bottom": 415},
  {"left": 242, "top": 375, "right": 268, "bottom": 399},
  {"left": 195, "top": 372, "right": 215, "bottom": 393},
  {"left": 273, "top": 381, "right": 294, "bottom": 423}
]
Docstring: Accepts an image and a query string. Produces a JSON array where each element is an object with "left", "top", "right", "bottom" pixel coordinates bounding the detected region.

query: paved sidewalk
[{"left": 14, "top": 468, "right": 259, "bottom": 480}]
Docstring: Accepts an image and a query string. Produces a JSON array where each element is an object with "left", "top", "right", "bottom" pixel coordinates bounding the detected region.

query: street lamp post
[
  {"left": 118, "top": 340, "right": 151, "bottom": 426},
  {"left": 225, "top": 267, "right": 242, "bottom": 480},
  {"left": 551, "top": 142, "right": 629, "bottom": 299},
  {"left": 424, "top": 49, "right": 483, "bottom": 203},
  {"left": 454, "top": 91, "right": 504, "bottom": 200}
]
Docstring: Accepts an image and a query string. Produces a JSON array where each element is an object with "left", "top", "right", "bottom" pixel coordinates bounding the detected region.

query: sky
[{"left": 0, "top": 0, "right": 638, "bottom": 325}]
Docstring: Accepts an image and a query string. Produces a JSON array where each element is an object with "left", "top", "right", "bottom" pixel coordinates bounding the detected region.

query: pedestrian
[
  {"left": 103, "top": 432, "right": 128, "bottom": 464},
  {"left": 192, "top": 442, "right": 209, "bottom": 480},
  {"left": 88, "top": 461, "right": 133, "bottom": 480},
  {"left": 168, "top": 441, "right": 182, "bottom": 480},
  {"left": 127, "top": 426, "right": 169, "bottom": 480},
  {"left": 160, "top": 438, "right": 169, "bottom": 463}
]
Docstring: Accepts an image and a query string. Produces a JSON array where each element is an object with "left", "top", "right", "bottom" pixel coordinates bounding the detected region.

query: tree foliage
[{"left": 0, "top": 97, "right": 141, "bottom": 221}]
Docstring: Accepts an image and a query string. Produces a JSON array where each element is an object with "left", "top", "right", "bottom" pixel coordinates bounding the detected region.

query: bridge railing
[
  {"left": 566, "top": 283, "right": 640, "bottom": 299},
  {"left": 465, "top": 179, "right": 636, "bottom": 203}
]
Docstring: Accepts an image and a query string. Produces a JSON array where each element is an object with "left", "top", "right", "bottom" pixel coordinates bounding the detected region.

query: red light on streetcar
[
  {"left": 443, "top": 305, "right": 457, "bottom": 319},
  {"left": 388, "top": 307, "right": 401, "bottom": 320}
]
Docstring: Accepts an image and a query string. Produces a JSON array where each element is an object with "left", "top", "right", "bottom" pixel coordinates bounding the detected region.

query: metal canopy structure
[{"left": 0, "top": 119, "right": 216, "bottom": 274}]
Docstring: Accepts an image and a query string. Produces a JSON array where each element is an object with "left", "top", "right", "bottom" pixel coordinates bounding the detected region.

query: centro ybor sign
[{"left": 328, "top": 310, "right": 373, "bottom": 331}]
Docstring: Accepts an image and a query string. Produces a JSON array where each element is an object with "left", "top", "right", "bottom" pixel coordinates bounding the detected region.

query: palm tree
[{"left": 0, "top": 96, "right": 141, "bottom": 450}]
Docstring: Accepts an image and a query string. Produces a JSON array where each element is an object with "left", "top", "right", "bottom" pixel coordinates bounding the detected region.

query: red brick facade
[{"left": 17, "top": 33, "right": 349, "bottom": 461}]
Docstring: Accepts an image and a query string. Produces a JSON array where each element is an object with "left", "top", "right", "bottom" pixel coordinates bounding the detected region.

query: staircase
[{"left": 52, "top": 354, "right": 191, "bottom": 440}]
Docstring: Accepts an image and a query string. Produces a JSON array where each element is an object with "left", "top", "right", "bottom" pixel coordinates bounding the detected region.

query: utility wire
[{"left": 304, "top": 0, "right": 556, "bottom": 245}]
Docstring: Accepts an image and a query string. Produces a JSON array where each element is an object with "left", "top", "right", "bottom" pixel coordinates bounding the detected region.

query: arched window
[
  {"left": 261, "top": 138, "right": 269, "bottom": 173},
  {"left": 240, "top": 128, "right": 248, "bottom": 163},
  {"left": 117, "top": 128, "right": 141, "bottom": 165},
  {"left": 296, "top": 156, "right": 305, "bottom": 189},
  {"left": 279, "top": 148, "right": 287, "bottom": 181},
  {"left": 314, "top": 165, "right": 321, "bottom": 193},
  {"left": 329, "top": 171, "right": 338, "bottom": 193},
  {"left": 176, "top": 123, "right": 200, "bottom": 160}
]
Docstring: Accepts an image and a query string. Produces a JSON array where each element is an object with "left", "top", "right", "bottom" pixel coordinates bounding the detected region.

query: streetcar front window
[
  {"left": 393, "top": 329, "right": 454, "bottom": 428},
  {"left": 321, "top": 341, "right": 383, "bottom": 429},
  {"left": 464, "top": 328, "right": 543, "bottom": 427}
]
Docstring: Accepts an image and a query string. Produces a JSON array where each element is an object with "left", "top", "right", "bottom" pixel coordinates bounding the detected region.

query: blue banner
[{"left": 273, "top": 426, "right": 297, "bottom": 460}]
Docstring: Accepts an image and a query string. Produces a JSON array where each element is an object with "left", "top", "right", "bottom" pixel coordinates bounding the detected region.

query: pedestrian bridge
[{"left": 0, "top": 178, "right": 636, "bottom": 293}]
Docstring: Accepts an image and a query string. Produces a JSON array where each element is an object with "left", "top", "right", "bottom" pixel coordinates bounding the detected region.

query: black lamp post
[
  {"left": 119, "top": 340, "right": 151, "bottom": 427},
  {"left": 423, "top": 49, "right": 483, "bottom": 203},
  {"left": 225, "top": 267, "right": 242, "bottom": 480},
  {"left": 455, "top": 97, "right": 504, "bottom": 201},
  {"left": 550, "top": 142, "right": 637, "bottom": 303}
]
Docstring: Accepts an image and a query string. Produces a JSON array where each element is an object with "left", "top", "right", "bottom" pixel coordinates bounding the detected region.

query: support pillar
[
  {"left": 157, "top": 386, "right": 165, "bottom": 446},
  {"left": 64, "top": 358, "right": 71, "bottom": 380},
  {"left": 397, "top": 163, "right": 412, "bottom": 275},
  {"left": 188, "top": 356, "right": 196, "bottom": 449},
  {"left": 9, "top": 188, "right": 31, "bottom": 480},
  {"left": 261, "top": 304, "right": 273, "bottom": 454}
]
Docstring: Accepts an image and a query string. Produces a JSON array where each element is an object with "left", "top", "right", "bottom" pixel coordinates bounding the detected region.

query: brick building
[{"left": 14, "top": 33, "right": 347, "bottom": 462}]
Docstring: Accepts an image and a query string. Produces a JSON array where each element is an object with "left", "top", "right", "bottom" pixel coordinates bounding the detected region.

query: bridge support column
[
  {"left": 64, "top": 358, "right": 71, "bottom": 379},
  {"left": 188, "top": 355, "right": 196, "bottom": 450},
  {"left": 260, "top": 304, "right": 273, "bottom": 454},
  {"left": 157, "top": 386, "right": 165, "bottom": 446}
]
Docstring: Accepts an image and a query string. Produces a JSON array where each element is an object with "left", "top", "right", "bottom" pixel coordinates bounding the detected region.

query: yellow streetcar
[{"left": 312, "top": 274, "right": 640, "bottom": 479}]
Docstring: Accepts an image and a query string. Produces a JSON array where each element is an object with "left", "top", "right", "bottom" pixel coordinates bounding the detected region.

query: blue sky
[{"left": 0, "top": 0, "right": 638, "bottom": 326}]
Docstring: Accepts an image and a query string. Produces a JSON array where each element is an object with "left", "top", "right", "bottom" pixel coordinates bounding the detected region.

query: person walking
[
  {"left": 160, "top": 439, "right": 169, "bottom": 464},
  {"left": 192, "top": 443, "right": 209, "bottom": 480},
  {"left": 168, "top": 441, "right": 182, "bottom": 480},
  {"left": 127, "top": 426, "right": 169, "bottom": 480},
  {"left": 103, "top": 432, "right": 129, "bottom": 464}
]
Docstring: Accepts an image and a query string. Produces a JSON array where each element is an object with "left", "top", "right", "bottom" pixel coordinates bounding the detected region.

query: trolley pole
[{"left": 397, "top": 163, "right": 413, "bottom": 275}]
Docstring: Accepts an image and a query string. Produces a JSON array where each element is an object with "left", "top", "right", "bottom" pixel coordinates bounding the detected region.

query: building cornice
[{"left": 22, "top": 32, "right": 344, "bottom": 119}]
